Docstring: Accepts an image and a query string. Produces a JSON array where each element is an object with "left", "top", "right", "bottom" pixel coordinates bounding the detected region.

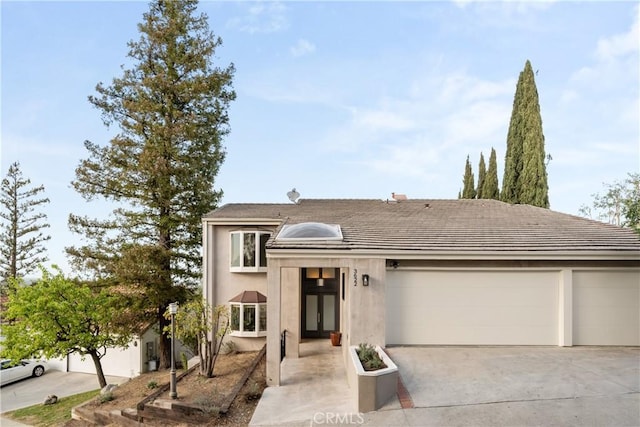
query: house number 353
[{"left": 353, "top": 268, "right": 358, "bottom": 286}]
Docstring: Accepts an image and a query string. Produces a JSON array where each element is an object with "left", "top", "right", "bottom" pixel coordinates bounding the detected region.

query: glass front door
[
  {"left": 302, "top": 268, "right": 339, "bottom": 338},
  {"left": 304, "top": 294, "right": 337, "bottom": 337}
]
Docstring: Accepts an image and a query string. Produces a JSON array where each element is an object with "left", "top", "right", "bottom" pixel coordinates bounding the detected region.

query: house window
[
  {"left": 229, "top": 291, "right": 267, "bottom": 338},
  {"left": 230, "top": 231, "right": 270, "bottom": 272},
  {"left": 229, "top": 303, "right": 267, "bottom": 337}
]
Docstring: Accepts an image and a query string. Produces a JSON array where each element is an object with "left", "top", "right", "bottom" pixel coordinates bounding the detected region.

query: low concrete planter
[{"left": 348, "top": 345, "right": 398, "bottom": 413}]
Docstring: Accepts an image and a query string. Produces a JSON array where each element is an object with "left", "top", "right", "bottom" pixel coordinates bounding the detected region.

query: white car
[{"left": 0, "top": 359, "right": 47, "bottom": 386}]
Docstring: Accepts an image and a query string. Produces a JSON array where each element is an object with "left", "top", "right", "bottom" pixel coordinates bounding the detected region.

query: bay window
[{"left": 229, "top": 291, "right": 267, "bottom": 337}]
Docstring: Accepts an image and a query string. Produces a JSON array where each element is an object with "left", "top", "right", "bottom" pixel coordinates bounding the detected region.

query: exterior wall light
[{"left": 362, "top": 274, "right": 370, "bottom": 286}]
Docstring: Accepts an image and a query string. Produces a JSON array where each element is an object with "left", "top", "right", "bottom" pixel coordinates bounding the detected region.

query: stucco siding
[
  {"left": 210, "top": 225, "right": 272, "bottom": 351},
  {"left": 68, "top": 340, "right": 141, "bottom": 378}
]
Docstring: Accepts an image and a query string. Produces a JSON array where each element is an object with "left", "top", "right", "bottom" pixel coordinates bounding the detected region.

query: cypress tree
[
  {"left": 518, "top": 61, "right": 549, "bottom": 208},
  {"left": 476, "top": 152, "right": 486, "bottom": 199},
  {"left": 502, "top": 66, "right": 525, "bottom": 204},
  {"left": 482, "top": 147, "right": 500, "bottom": 200},
  {"left": 501, "top": 60, "right": 549, "bottom": 208},
  {"left": 461, "top": 155, "right": 476, "bottom": 199}
]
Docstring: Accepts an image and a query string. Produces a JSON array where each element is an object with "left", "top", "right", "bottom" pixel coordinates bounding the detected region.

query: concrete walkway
[
  {"left": 250, "top": 340, "right": 360, "bottom": 426},
  {"left": 250, "top": 344, "right": 640, "bottom": 426}
]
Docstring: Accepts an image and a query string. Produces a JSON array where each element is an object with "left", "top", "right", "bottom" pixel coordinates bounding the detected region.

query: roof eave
[
  {"left": 203, "top": 217, "right": 284, "bottom": 226},
  {"left": 266, "top": 248, "right": 640, "bottom": 261}
]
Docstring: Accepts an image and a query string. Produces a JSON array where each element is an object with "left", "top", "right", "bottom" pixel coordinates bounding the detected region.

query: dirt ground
[{"left": 69, "top": 350, "right": 266, "bottom": 426}]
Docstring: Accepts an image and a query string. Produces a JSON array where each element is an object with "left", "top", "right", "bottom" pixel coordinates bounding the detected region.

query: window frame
[
  {"left": 229, "top": 302, "right": 267, "bottom": 337},
  {"left": 229, "top": 231, "right": 271, "bottom": 273}
]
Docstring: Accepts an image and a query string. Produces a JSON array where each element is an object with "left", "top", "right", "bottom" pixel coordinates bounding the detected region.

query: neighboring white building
[
  {"left": 202, "top": 198, "right": 640, "bottom": 387},
  {"left": 48, "top": 324, "right": 193, "bottom": 378}
]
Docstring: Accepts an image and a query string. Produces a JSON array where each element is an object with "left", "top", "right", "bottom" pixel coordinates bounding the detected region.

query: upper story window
[{"left": 230, "top": 231, "right": 271, "bottom": 272}]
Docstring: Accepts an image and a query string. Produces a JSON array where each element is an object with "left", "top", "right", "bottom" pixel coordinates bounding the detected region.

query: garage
[
  {"left": 68, "top": 345, "right": 141, "bottom": 378},
  {"left": 386, "top": 270, "right": 560, "bottom": 345},
  {"left": 573, "top": 270, "right": 640, "bottom": 346}
]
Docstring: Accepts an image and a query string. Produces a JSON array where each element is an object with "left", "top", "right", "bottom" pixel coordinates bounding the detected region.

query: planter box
[{"left": 348, "top": 345, "right": 398, "bottom": 413}]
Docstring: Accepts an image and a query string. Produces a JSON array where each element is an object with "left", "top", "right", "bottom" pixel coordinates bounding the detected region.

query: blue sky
[{"left": 1, "top": 1, "right": 639, "bottom": 273}]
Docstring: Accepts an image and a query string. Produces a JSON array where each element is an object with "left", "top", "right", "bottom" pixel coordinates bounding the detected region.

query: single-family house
[{"left": 202, "top": 198, "right": 640, "bottom": 386}]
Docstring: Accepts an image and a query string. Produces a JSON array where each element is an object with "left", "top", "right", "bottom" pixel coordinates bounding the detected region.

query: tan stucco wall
[
  {"left": 265, "top": 256, "right": 388, "bottom": 386},
  {"left": 281, "top": 267, "right": 301, "bottom": 358},
  {"left": 205, "top": 224, "right": 274, "bottom": 352},
  {"left": 345, "top": 258, "right": 387, "bottom": 349}
]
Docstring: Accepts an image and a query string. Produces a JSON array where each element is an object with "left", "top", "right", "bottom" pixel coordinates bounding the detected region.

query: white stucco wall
[{"left": 68, "top": 338, "right": 142, "bottom": 378}]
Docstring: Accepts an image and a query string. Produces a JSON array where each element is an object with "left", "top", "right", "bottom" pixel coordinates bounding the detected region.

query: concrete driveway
[
  {"left": 250, "top": 343, "right": 639, "bottom": 426},
  {"left": 383, "top": 346, "right": 640, "bottom": 426},
  {"left": 0, "top": 369, "right": 128, "bottom": 413}
]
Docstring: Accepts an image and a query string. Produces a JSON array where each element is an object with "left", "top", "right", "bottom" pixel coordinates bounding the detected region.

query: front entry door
[
  {"left": 304, "top": 293, "right": 337, "bottom": 338},
  {"left": 302, "top": 268, "right": 339, "bottom": 338}
]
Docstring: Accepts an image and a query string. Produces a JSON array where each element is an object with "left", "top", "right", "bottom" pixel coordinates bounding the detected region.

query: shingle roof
[{"left": 205, "top": 199, "right": 640, "bottom": 253}]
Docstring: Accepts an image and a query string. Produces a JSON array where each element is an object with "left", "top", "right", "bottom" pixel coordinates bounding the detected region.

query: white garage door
[
  {"left": 573, "top": 270, "right": 640, "bottom": 346},
  {"left": 386, "top": 270, "right": 559, "bottom": 345}
]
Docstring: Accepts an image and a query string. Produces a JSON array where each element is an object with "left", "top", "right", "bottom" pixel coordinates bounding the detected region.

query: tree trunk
[
  {"left": 89, "top": 351, "right": 107, "bottom": 389},
  {"left": 158, "top": 307, "right": 171, "bottom": 369}
]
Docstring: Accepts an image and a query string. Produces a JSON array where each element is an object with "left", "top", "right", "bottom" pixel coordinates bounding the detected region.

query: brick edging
[{"left": 397, "top": 374, "right": 415, "bottom": 409}]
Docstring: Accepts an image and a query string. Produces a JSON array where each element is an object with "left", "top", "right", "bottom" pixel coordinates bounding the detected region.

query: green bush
[
  {"left": 356, "top": 343, "right": 387, "bottom": 371},
  {"left": 147, "top": 380, "right": 158, "bottom": 389},
  {"left": 181, "top": 352, "right": 189, "bottom": 370}
]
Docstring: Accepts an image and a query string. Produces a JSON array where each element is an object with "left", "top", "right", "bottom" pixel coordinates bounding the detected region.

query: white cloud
[
  {"left": 453, "top": 0, "right": 555, "bottom": 14},
  {"left": 561, "top": 7, "right": 640, "bottom": 134},
  {"left": 226, "top": 2, "right": 288, "bottom": 34},
  {"left": 438, "top": 73, "right": 515, "bottom": 105},
  {"left": 595, "top": 6, "right": 639, "bottom": 61},
  {"left": 290, "top": 39, "right": 316, "bottom": 57},
  {"left": 353, "top": 109, "right": 416, "bottom": 132},
  {"left": 315, "top": 69, "right": 514, "bottom": 183}
]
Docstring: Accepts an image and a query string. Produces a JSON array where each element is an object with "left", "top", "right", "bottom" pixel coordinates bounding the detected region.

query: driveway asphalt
[
  {"left": 250, "top": 343, "right": 640, "bottom": 426},
  {"left": 0, "top": 369, "right": 128, "bottom": 413}
]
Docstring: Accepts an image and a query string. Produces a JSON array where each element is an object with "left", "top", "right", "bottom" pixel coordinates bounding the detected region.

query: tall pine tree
[
  {"left": 460, "top": 155, "right": 476, "bottom": 199},
  {"left": 501, "top": 60, "right": 549, "bottom": 208},
  {"left": 68, "top": 0, "right": 235, "bottom": 368},
  {"left": 482, "top": 148, "right": 500, "bottom": 200},
  {"left": 0, "top": 162, "right": 50, "bottom": 286},
  {"left": 476, "top": 152, "right": 486, "bottom": 199}
]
